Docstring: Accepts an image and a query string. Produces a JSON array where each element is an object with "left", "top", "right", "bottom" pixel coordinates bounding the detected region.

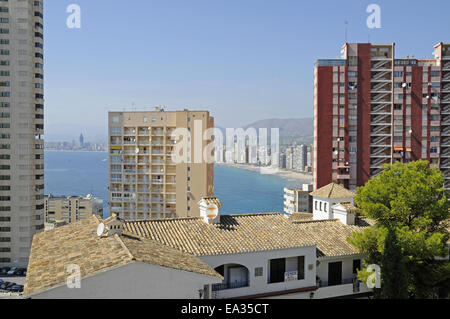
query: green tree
[
  {"left": 348, "top": 160, "right": 450, "bottom": 298},
  {"left": 380, "top": 228, "right": 409, "bottom": 299}
]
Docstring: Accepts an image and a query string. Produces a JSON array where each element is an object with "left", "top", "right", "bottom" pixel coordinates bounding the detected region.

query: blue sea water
[{"left": 44, "top": 151, "right": 305, "bottom": 218}]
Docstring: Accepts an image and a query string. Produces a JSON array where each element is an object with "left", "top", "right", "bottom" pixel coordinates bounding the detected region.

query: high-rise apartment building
[
  {"left": 108, "top": 109, "right": 214, "bottom": 220},
  {"left": 293, "top": 144, "right": 308, "bottom": 172},
  {"left": 0, "top": 0, "right": 45, "bottom": 267},
  {"left": 283, "top": 184, "right": 313, "bottom": 215},
  {"left": 314, "top": 42, "right": 450, "bottom": 191},
  {"left": 44, "top": 195, "right": 103, "bottom": 225}
]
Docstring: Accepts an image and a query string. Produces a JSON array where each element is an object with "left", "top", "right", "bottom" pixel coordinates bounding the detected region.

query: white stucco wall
[
  {"left": 200, "top": 247, "right": 317, "bottom": 299},
  {"left": 316, "top": 255, "right": 362, "bottom": 286},
  {"left": 313, "top": 196, "right": 354, "bottom": 221},
  {"left": 29, "top": 262, "right": 221, "bottom": 299}
]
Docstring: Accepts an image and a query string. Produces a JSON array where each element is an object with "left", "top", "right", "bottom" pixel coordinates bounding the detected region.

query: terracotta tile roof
[
  {"left": 341, "top": 203, "right": 357, "bottom": 213},
  {"left": 123, "top": 213, "right": 316, "bottom": 256},
  {"left": 288, "top": 212, "right": 313, "bottom": 221},
  {"left": 292, "top": 219, "right": 366, "bottom": 258},
  {"left": 201, "top": 197, "right": 222, "bottom": 207},
  {"left": 119, "top": 233, "right": 222, "bottom": 279},
  {"left": 24, "top": 216, "right": 221, "bottom": 297},
  {"left": 310, "top": 183, "right": 355, "bottom": 199}
]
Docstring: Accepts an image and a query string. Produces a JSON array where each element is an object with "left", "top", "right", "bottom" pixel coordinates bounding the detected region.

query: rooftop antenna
[{"left": 345, "top": 21, "right": 349, "bottom": 43}]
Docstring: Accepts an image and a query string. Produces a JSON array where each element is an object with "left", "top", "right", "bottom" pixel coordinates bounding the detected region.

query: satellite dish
[
  {"left": 97, "top": 223, "right": 105, "bottom": 237},
  {"left": 402, "top": 83, "right": 407, "bottom": 88},
  {"left": 135, "top": 148, "right": 140, "bottom": 154},
  {"left": 206, "top": 204, "right": 218, "bottom": 220}
]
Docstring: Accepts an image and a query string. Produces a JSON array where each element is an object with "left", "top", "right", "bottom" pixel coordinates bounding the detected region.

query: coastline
[
  {"left": 45, "top": 150, "right": 108, "bottom": 153},
  {"left": 216, "top": 162, "right": 313, "bottom": 182}
]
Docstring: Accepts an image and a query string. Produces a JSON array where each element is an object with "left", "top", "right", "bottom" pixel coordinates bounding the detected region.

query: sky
[{"left": 44, "top": 0, "right": 450, "bottom": 141}]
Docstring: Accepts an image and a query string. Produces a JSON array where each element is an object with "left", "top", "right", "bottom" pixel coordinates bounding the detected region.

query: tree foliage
[{"left": 348, "top": 160, "right": 450, "bottom": 298}]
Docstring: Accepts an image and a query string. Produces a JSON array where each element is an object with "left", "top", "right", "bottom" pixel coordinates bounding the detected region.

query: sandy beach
[{"left": 216, "top": 163, "right": 313, "bottom": 182}]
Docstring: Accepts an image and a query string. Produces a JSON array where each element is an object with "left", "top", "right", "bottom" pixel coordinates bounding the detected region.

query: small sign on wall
[{"left": 284, "top": 271, "right": 298, "bottom": 282}]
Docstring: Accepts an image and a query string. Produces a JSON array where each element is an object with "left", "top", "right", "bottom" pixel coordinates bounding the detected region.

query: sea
[{"left": 44, "top": 151, "right": 308, "bottom": 218}]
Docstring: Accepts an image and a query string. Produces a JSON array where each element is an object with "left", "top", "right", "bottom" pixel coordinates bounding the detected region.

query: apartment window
[
  {"left": 348, "top": 56, "right": 358, "bottom": 67},
  {"left": 431, "top": 136, "right": 440, "bottom": 143},
  {"left": 430, "top": 115, "right": 440, "bottom": 121},
  {"left": 394, "top": 71, "right": 403, "bottom": 77},
  {"left": 394, "top": 104, "right": 402, "bottom": 111},
  {"left": 431, "top": 147, "right": 440, "bottom": 154}
]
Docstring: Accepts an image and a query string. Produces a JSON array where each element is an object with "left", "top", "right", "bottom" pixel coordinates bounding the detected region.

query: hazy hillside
[
  {"left": 216, "top": 118, "right": 313, "bottom": 146},
  {"left": 245, "top": 118, "right": 313, "bottom": 145}
]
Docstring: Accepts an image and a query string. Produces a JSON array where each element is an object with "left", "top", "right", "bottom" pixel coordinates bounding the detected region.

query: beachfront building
[
  {"left": 283, "top": 184, "right": 313, "bottom": 215},
  {"left": 0, "top": 0, "right": 46, "bottom": 268},
  {"left": 293, "top": 145, "right": 308, "bottom": 172},
  {"left": 314, "top": 42, "right": 450, "bottom": 191},
  {"left": 44, "top": 195, "right": 103, "bottom": 226},
  {"left": 108, "top": 108, "right": 215, "bottom": 220},
  {"left": 25, "top": 193, "right": 373, "bottom": 299}
]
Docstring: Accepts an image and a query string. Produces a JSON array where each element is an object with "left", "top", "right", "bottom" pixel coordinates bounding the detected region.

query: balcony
[{"left": 212, "top": 281, "right": 250, "bottom": 292}]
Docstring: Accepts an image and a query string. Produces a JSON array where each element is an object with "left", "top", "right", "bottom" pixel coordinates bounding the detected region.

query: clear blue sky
[{"left": 44, "top": 0, "right": 450, "bottom": 141}]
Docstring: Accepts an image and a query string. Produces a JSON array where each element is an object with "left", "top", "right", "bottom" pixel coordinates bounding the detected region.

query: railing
[
  {"left": 212, "top": 281, "right": 250, "bottom": 292},
  {"left": 318, "top": 278, "right": 355, "bottom": 288}
]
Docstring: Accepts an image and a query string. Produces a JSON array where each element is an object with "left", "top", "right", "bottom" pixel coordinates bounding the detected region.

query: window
[
  {"left": 269, "top": 258, "right": 286, "bottom": 284},
  {"left": 353, "top": 259, "right": 362, "bottom": 274},
  {"left": 348, "top": 56, "right": 358, "bottom": 67},
  {"left": 298, "top": 256, "right": 305, "bottom": 280}
]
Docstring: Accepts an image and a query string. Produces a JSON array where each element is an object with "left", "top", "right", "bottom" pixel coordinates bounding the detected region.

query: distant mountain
[
  {"left": 246, "top": 118, "right": 313, "bottom": 145},
  {"left": 216, "top": 118, "right": 313, "bottom": 146}
]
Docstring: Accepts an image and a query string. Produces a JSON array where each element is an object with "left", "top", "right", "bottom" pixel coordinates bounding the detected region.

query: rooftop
[
  {"left": 124, "top": 213, "right": 317, "bottom": 256},
  {"left": 123, "top": 213, "right": 368, "bottom": 258},
  {"left": 310, "top": 183, "right": 355, "bottom": 199},
  {"left": 24, "top": 216, "right": 222, "bottom": 297}
]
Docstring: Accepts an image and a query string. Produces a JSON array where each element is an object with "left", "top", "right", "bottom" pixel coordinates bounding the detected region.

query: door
[
  {"left": 328, "top": 261, "right": 342, "bottom": 286},
  {"left": 269, "top": 258, "right": 286, "bottom": 283},
  {"left": 228, "top": 266, "right": 248, "bottom": 288}
]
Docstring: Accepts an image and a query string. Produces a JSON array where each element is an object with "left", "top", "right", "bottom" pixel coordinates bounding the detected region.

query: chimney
[
  {"left": 103, "top": 213, "right": 124, "bottom": 237},
  {"left": 198, "top": 197, "right": 222, "bottom": 224}
]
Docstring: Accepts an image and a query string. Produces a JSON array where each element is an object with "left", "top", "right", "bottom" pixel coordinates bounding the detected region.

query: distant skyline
[{"left": 45, "top": 0, "right": 450, "bottom": 137}]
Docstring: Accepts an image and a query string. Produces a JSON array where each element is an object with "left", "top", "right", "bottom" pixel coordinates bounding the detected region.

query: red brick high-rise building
[{"left": 314, "top": 43, "right": 450, "bottom": 191}]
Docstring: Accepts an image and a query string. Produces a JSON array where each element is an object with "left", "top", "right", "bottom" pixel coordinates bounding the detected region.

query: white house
[
  {"left": 310, "top": 183, "right": 356, "bottom": 225},
  {"left": 25, "top": 195, "right": 373, "bottom": 299},
  {"left": 24, "top": 214, "right": 222, "bottom": 299},
  {"left": 120, "top": 197, "right": 373, "bottom": 299}
]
